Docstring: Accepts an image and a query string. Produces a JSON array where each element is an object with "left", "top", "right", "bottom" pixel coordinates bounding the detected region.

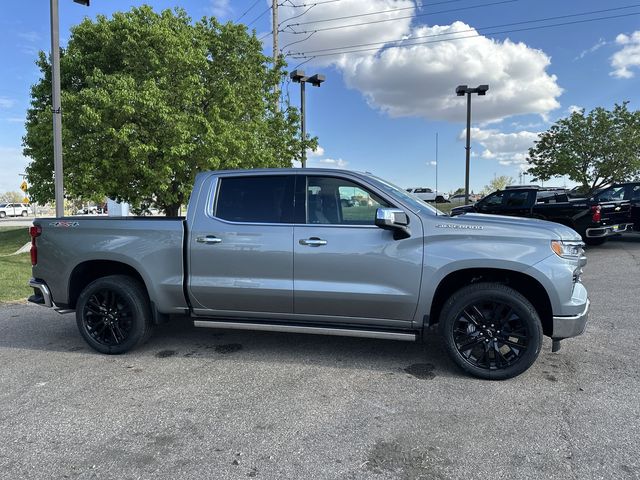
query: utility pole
[
  {"left": 50, "top": 0, "right": 64, "bottom": 217},
  {"left": 272, "top": 0, "right": 279, "bottom": 109}
]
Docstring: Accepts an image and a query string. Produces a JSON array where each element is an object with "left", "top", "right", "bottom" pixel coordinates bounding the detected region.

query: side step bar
[{"left": 193, "top": 320, "right": 417, "bottom": 342}]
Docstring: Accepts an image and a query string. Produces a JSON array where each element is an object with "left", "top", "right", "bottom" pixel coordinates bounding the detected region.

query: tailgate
[{"left": 599, "top": 200, "right": 632, "bottom": 225}]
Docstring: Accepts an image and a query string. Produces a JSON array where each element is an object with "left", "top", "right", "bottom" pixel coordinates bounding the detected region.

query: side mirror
[{"left": 375, "top": 208, "right": 410, "bottom": 239}]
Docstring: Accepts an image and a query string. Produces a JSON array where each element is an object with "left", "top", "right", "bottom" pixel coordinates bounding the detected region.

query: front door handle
[
  {"left": 196, "top": 235, "right": 222, "bottom": 244},
  {"left": 299, "top": 237, "right": 327, "bottom": 247}
]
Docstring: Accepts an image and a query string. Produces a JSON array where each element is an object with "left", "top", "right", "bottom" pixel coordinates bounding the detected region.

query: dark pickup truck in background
[
  {"left": 590, "top": 182, "right": 640, "bottom": 233},
  {"left": 451, "top": 186, "right": 633, "bottom": 245}
]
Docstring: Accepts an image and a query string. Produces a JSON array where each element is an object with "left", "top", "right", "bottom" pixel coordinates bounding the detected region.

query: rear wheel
[
  {"left": 76, "top": 275, "right": 153, "bottom": 354},
  {"left": 440, "top": 283, "right": 543, "bottom": 380},
  {"left": 21, "top": 210, "right": 28, "bottom": 217},
  {"left": 0, "top": 212, "right": 5, "bottom": 218}
]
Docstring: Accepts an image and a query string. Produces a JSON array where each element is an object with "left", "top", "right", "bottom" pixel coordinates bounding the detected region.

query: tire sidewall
[
  {"left": 440, "top": 284, "right": 543, "bottom": 380},
  {"left": 76, "top": 276, "right": 149, "bottom": 354}
]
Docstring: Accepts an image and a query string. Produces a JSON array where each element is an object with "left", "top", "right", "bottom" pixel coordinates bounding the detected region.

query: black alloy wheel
[
  {"left": 440, "top": 283, "right": 542, "bottom": 380},
  {"left": 452, "top": 301, "right": 529, "bottom": 371},
  {"left": 76, "top": 275, "right": 152, "bottom": 354},
  {"left": 82, "top": 288, "right": 134, "bottom": 346}
]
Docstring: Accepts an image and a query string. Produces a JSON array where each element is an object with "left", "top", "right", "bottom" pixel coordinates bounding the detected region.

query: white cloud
[
  {"left": 427, "top": 161, "right": 437, "bottom": 166},
  {"left": 0, "top": 98, "right": 15, "bottom": 109},
  {"left": 611, "top": 31, "right": 640, "bottom": 79},
  {"left": 309, "top": 157, "right": 349, "bottom": 168},
  {"left": 461, "top": 127, "right": 540, "bottom": 167},
  {"left": 307, "top": 145, "right": 325, "bottom": 157},
  {"left": 339, "top": 22, "right": 562, "bottom": 123},
  {"left": 207, "top": 0, "right": 232, "bottom": 19},
  {"left": 0, "top": 147, "right": 29, "bottom": 193},
  {"left": 567, "top": 105, "right": 583, "bottom": 114},
  {"left": 17, "top": 31, "right": 40, "bottom": 43},
  {"left": 283, "top": 3, "right": 563, "bottom": 124},
  {"left": 575, "top": 38, "right": 606, "bottom": 60}
]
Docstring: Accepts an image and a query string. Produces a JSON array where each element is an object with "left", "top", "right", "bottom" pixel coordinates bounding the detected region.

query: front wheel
[
  {"left": 21, "top": 210, "right": 28, "bottom": 217},
  {"left": 440, "top": 283, "right": 543, "bottom": 380},
  {"left": 76, "top": 275, "right": 153, "bottom": 354},
  {"left": 0, "top": 212, "right": 5, "bottom": 218}
]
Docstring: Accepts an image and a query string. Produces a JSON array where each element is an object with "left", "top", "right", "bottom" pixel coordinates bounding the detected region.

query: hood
[{"left": 433, "top": 213, "right": 582, "bottom": 242}]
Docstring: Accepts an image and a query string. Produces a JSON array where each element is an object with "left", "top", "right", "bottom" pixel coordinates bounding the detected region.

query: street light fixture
[
  {"left": 290, "top": 69, "right": 325, "bottom": 168},
  {"left": 50, "top": 0, "right": 89, "bottom": 217},
  {"left": 456, "top": 84, "right": 489, "bottom": 205}
]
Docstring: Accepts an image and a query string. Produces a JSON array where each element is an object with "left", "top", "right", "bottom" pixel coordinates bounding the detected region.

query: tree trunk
[{"left": 163, "top": 204, "right": 181, "bottom": 217}]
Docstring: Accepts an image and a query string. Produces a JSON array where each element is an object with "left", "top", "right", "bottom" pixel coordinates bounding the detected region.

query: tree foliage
[
  {"left": 527, "top": 103, "right": 640, "bottom": 193},
  {"left": 23, "top": 6, "right": 313, "bottom": 215},
  {"left": 0, "top": 192, "right": 25, "bottom": 203},
  {"left": 481, "top": 175, "right": 514, "bottom": 195}
]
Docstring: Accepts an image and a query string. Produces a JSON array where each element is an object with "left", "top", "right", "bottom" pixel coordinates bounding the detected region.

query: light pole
[
  {"left": 455, "top": 84, "right": 489, "bottom": 205},
  {"left": 290, "top": 70, "right": 325, "bottom": 168},
  {"left": 50, "top": 0, "right": 90, "bottom": 217}
]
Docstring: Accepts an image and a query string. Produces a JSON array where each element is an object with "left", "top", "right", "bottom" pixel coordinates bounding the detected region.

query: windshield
[
  {"left": 367, "top": 174, "right": 446, "bottom": 216},
  {"left": 595, "top": 186, "right": 626, "bottom": 202}
]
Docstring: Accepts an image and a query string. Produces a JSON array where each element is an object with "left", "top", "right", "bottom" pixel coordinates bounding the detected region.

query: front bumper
[
  {"left": 586, "top": 223, "right": 634, "bottom": 238},
  {"left": 28, "top": 278, "right": 53, "bottom": 308},
  {"left": 552, "top": 298, "right": 589, "bottom": 339}
]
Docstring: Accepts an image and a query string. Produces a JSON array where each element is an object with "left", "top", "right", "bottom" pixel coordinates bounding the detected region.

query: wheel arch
[
  {"left": 428, "top": 268, "right": 553, "bottom": 337},
  {"left": 68, "top": 260, "right": 150, "bottom": 311}
]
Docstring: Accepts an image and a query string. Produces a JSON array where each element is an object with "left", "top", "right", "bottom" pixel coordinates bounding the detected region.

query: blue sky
[{"left": 1, "top": 0, "right": 639, "bottom": 195}]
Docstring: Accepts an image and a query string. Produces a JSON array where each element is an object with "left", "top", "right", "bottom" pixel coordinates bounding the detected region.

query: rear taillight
[
  {"left": 29, "top": 225, "right": 42, "bottom": 266},
  {"left": 591, "top": 205, "right": 601, "bottom": 223}
]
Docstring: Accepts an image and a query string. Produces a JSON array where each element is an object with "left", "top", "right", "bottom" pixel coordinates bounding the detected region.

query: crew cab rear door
[
  {"left": 292, "top": 174, "right": 423, "bottom": 328},
  {"left": 188, "top": 174, "right": 295, "bottom": 315}
]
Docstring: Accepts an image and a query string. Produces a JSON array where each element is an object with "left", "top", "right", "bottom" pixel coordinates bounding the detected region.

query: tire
[
  {"left": 439, "top": 282, "right": 543, "bottom": 380},
  {"left": 583, "top": 237, "right": 606, "bottom": 246},
  {"left": 21, "top": 210, "right": 28, "bottom": 217},
  {"left": 76, "top": 275, "right": 153, "bottom": 354},
  {"left": 0, "top": 212, "right": 5, "bottom": 218}
]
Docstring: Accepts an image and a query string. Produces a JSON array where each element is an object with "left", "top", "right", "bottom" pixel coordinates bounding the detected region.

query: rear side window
[
  {"left": 631, "top": 185, "right": 640, "bottom": 200},
  {"left": 214, "top": 175, "right": 295, "bottom": 223},
  {"left": 503, "top": 191, "right": 532, "bottom": 207}
]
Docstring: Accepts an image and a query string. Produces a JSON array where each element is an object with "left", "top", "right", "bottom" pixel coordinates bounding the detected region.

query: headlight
[{"left": 551, "top": 240, "right": 584, "bottom": 259}]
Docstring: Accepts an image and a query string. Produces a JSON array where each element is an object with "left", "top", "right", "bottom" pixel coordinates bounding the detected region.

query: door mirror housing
[{"left": 375, "top": 208, "right": 410, "bottom": 239}]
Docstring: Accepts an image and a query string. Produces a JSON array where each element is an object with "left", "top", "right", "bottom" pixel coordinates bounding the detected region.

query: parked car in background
[
  {"left": 0, "top": 202, "right": 31, "bottom": 218},
  {"left": 75, "top": 203, "right": 108, "bottom": 215},
  {"left": 406, "top": 187, "right": 449, "bottom": 203},
  {"left": 28, "top": 168, "right": 589, "bottom": 380},
  {"left": 450, "top": 186, "right": 633, "bottom": 245}
]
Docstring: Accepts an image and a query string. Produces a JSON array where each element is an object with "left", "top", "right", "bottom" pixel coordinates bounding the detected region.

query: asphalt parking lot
[{"left": 1, "top": 236, "right": 639, "bottom": 480}]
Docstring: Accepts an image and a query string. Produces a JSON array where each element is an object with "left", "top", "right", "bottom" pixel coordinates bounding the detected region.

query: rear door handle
[
  {"left": 196, "top": 235, "right": 222, "bottom": 244},
  {"left": 299, "top": 237, "right": 327, "bottom": 247}
]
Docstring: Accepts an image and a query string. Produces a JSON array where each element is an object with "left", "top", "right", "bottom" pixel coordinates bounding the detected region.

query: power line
[
  {"left": 283, "top": 0, "right": 518, "bottom": 34},
  {"left": 282, "top": 0, "right": 341, "bottom": 7},
  {"left": 285, "top": 0, "right": 466, "bottom": 28},
  {"left": 289, "top": 11, "right": 640, "bottom": 58},
  {"left": 247, "top": 5, "right": 272, "bottom": 27},
  {"left": 288, "top": 4, "right": 640, "bottom": 56},
  {"left": 236, "top": 0, "right": 263, "bottom": 22}
]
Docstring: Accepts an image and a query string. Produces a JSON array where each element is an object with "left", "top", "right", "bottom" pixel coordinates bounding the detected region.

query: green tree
[
  {"left": 481, "top": 175, "right": 514, "bottom": 195},
  {"left": 23, "top": 6, "right": 313, "bottom": 216},
  {"left": 527, "top": 103, "right": 640, "bottom": 194}
]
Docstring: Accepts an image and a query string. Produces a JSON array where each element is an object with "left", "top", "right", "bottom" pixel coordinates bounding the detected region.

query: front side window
[
  {"left": 307, "top": 176, "right": 390, "bottom": 225},
  {"left": 214, "top": 175, "right": 294, "bottom": 223},
  {"left": 482, "top": 192, "right": 504, "bottom": 207}
]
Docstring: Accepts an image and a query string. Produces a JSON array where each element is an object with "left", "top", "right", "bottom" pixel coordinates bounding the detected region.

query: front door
[
  {"left": 293, "top": 175, "right": 423, "bottom": 328},
  {"left": 188, "top": 174, "right": 295, "bottom": 315}
]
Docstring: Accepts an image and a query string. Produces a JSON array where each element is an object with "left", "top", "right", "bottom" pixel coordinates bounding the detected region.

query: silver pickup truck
[{"left": 28, "top": 169, "right": 589, "bottom": 379}]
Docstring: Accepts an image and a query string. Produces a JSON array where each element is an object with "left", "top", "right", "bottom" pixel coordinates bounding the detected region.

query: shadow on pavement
[{"left": 0, "top": 307, "right": 463, "bottom": 379}]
